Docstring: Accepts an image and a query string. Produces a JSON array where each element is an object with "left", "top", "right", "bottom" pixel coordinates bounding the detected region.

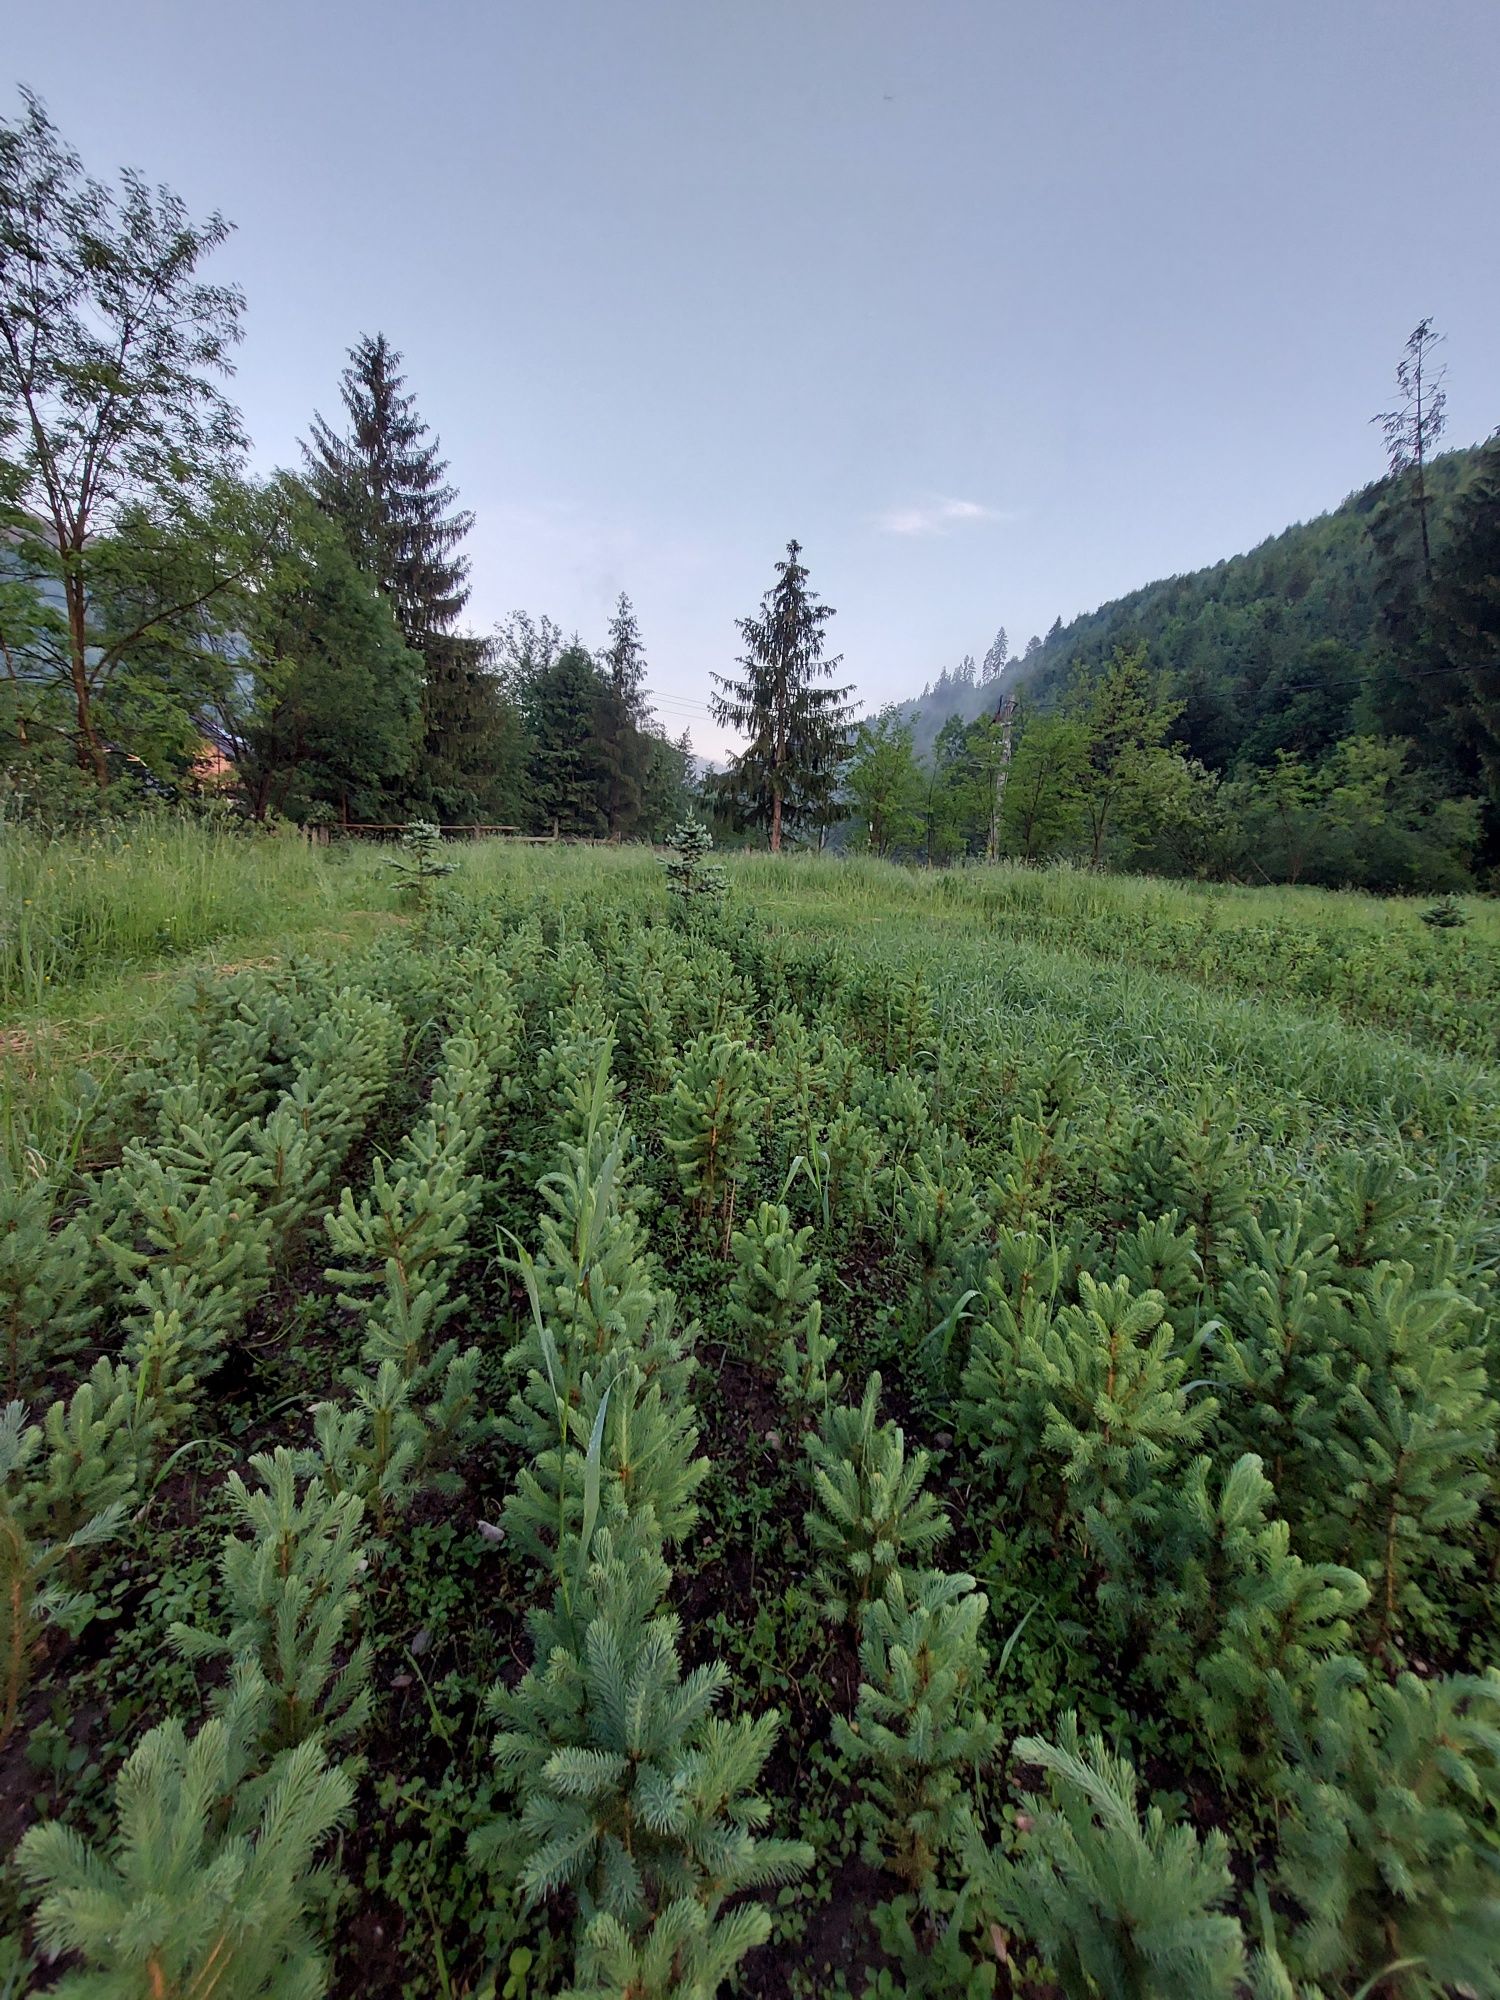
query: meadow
[{"left": 2, "top": 830, "right": 1498, "bottom": 2000}]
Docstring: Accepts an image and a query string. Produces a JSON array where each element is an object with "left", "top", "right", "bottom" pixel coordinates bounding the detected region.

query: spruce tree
[
  {"left": 969, "top": 1715, "right": 1245, "bottom": 2000},
  {"left": 804, "top": 1374, "right": 948, "bottom": 1628},
  {"left": 304, "top": 333, "right": 471, "bottom": 648},
  {"left": 473, "top": 1522, "right": 810, "bottom": 1931},
  {"left": 304, "top": 333, "right": 483, "bottom": 812},
  {"left": 710, "top": 539, "right": 857, "bottom": 851},
  {"left": 662, "top": 1034, "right": 761, "bottom": 1240},
  {"left": 1, "top": 1398, "right": 128, "bottom": 1745},
  {"left": 16, "top": 1678, "right": 354, "bottom": 2000},
  {"left": 598, "top": 592, "right": 652, "bottom": 837},
  {"left": 833, "top": 1567, "right": 1001, "bottom": 1902},
  {"left": 171, "top": 1447, "right": 372, "bottom": 1755},
  {"left": 1273, "top": 1669, "right": 1500, "bottom": 1995}
]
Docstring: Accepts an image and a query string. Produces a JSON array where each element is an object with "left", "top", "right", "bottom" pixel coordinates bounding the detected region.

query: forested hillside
[{"left": 878, "top": 435, "right": 1500, "bottom": 886}]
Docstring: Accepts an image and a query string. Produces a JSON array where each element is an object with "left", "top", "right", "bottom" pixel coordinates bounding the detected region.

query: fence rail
[{"left": 310, "top": 821, "right": 566, "bottom": 845}]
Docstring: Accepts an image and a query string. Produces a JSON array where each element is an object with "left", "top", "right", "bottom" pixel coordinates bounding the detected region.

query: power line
[{"left": 1276, "top": 661, "right": 1483, "bottom": 694}]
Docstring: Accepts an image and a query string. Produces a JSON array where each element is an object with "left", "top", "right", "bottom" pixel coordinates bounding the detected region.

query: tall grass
[{"left": 0, "top": 818, "right": 386, "bottom": 1012}]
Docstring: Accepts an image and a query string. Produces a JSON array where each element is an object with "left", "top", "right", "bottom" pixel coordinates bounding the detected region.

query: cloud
[{"left": 875, "top": 495, "right": 1002, "bottom": 538}]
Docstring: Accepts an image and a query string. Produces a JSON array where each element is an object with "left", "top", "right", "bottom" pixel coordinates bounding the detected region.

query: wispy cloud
[{"left": 875, "top": 495, "right": 1002, "bottom": 538}]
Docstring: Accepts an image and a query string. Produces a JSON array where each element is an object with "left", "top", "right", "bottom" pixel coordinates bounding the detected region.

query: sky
[{"left": 6, "top": 0, "right": 1498, "bottom": 758}]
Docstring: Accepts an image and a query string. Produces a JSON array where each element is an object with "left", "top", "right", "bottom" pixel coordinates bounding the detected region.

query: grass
[
  {"left": 4, "top": 829, "right": 1496, "bottom": 1196},
  {"left": 0, "top": 822, "right": 400, "bottom": 1170}
]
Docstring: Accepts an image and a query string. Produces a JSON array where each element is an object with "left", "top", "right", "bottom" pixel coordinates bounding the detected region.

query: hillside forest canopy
[{"left": 0, "top": 88, "right": 1497, "bottom": 886}]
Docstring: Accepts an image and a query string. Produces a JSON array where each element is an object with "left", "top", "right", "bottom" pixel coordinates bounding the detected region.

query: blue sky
[{"left": 6, "top": 0, "right": 1497, "bottom": 756}]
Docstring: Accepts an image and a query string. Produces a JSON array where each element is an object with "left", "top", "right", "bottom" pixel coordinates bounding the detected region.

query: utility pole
[{"left": 985, "top": 692, "right": 1017, "bottom": 865}]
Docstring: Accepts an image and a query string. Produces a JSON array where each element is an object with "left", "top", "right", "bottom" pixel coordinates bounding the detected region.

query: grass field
[{"left": 2, "top": 832, "right": 1498, "bottom": 1999}]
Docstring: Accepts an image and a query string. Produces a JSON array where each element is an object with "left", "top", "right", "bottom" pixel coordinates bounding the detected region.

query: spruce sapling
[
  {"left": 473, "top": 1521, "right": 811, "bottom": 1929},
  {"left": 833, "top": 1568, "right": 1002, "bottom": 1903},
  {"left": 804, "top": 1373, "right": 948, "bottom": 1628},
  {"left": 16, "top": 1674, "right": 353, "bottom": 2000},
  {"left": 1273, "top": 1668, "right": 1500, "bottom": 1995},
  {"left": 171, "top": 1447, "right": 372, "bottom": 1754},
  {"left": 663, "top": 1033, "right": 760, "bottom": 1243},
  {"left": 1, "top": 1399, "right": 127, "bottom": 1745},
  {"left": 968, "top": 1712, "right": 1245, "bottom": 2000}
]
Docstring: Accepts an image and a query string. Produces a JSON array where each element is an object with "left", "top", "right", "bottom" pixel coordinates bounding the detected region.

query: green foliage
[
  {"left": 171, "top": 1447, "right": 372, "bottom": 1754},
  {"left": 1322, "top": 1264, "right": 1494, "bottom": 1654},
  {"left": 833, "top": 1568, "right": 1002, "bottom": 1901},
  {"left": 961, "top": 1273, "right": 1211, "bottom": 1573},
  {"left": 1144, "top": 1453, "right": 1369, "bottom": 1785},
  {"left": 385, "top": 820, "right": 454, "bottom": 904},
  {"left": 662, "top": 1033, "right": 761, "bottom": 1232},
  {"left": 969, "top": 1713, "right": 1245, "bottom": 2000},
  {"left": 16, "top": 1684, "right": 354, "bottom": 2000},
  {"left": 474, "top": 1521, "right": 811, "bottom": 1931},
  {"left": 728, "top": 1199, "right": 824, "bottom": 1371},
  {"left": 663, "top": 815, "right": 727, "bottom": 907},
  {"left": 0, "top": 1168, "right": 98, "bottom": 1400},
  {"left": 562, "top": 1898, "right": 776, "bottom": 2000},
  {"left": 709, "top": 538, "right": 856, "bottom": 850},
  {"left": 805, "top": 1373, "right": 949, "bottom": 1627},
  {"left": 1273, "top": 1670, "right": 1500, "bottom": 1995},
  {"left": 1, "top": 1397, "right": 128, "bottom": 1743}
]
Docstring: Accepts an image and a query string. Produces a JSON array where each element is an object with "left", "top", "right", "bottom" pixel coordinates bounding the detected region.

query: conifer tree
[
  {"left": 1, "top": 1399, "right": 128, "bottom": 1744},
  {"left": 833, "top": 1568, "right": 1001, "bottom": 1902},
  {"left": 27, "top": 1358, "right": 141, "bottom": 1540},
  {"left": 563, "top": 1897, "right": 776, "bottom": 2000},
  {"left": 598, "top": 592, "right": 652, "bottom": 836},
  {"left": 502, "top": 1355, "right": 709, "bottom": 1569},
  {"left": 710, "top": 540, "right": 857, "bottom": 851},
  {"left": 473, "top": 1521, "right": 811, "bottom": 1933},
  {"left": 963, "top": 1274, "right": 1211, "bottom": 1575},
  {"left": 172, "top": 1447, "right": 372, "bottom": 1755},
  {"left": 663, "top": 1034, "right": 761, "bottom": 1241},
  {"left": 0, "top": 1171, "right": 98, "bottom": 1400},
  {"left": 1144, "top": 1453, "right": 1369, "bottom": 1785},
  {"left": 16, "top": 1677, "right": 354, "bottom": 2000},
  {"left": 1273, "top": 1669, "right": 1500, "bottom": 1994},
  {"left": 304, "top": 333, "right": 471, "bottom": 649},
  {"left": 968, "top": 1714, "right": 1245, "bottom": 2000},
  {"left": 893, "top": 1147, "right": 988, "bottom": 1328},
  {"left": 1212, "top": 1198, "right": 1343, "bottom": 1508},
  {"left": 662, "top": 816, "right": 727, "bottom": 909},
  {"left": 728, "top": 1201, "right": 822, "bottom": 1369},
  {"left": 804, "top": 1374, "right": 948, "bottom": 1627},
  {"left": 1322, "top": 1263, "right": 1493, "bottom": 1655}
]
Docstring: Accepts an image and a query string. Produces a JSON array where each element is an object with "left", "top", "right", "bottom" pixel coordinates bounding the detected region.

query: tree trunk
[
  {"left": 770, "top": 787, "right": 782, "bottom": 854},
  {"left": 64, "top": 571, "right": 108, "bottom": 789}
]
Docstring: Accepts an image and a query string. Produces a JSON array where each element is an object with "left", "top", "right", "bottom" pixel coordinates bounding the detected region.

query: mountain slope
[{"left": 897, "top": 446, "right": 1484, "bottom": 774}]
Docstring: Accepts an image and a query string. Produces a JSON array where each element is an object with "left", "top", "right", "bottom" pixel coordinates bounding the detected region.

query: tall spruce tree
[
  {"left": 304, "top": 335, "right": 488, "bottom": 816},
  {"left": 597, "top": 593, "right": 651, "bottom": 836},
  {"left": 711, "top": 539, "right": 857, "bottom": 851},
  {"left": 304, "top": 334, "right": 471, "bottom": 646}
]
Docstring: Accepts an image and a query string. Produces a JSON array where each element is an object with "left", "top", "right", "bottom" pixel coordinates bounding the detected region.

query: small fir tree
[
  {"left": 833, "top": 1567, "right": 1002, "bottom": 1902},
  {"left": 171, "top": 1447, "right": 372, "bottom": 1754},
  {"left": 16, "top": 1680, "right": 354, "bottom": 2000},
  {"left": 1, "top": 1398, "right": 128, "bottom": 1745},
  {"left": 728, "top": 1200, "right": 822, "bottom": 1370},
  {"left": 472, "top": 1522, "right": 811, "bottom": 1931},
  {"left": 1273, "top": 1669, "right": 1500, "bottom": 1995},
  {"left": 662, "top": 815, "right": 727, "bottom": 907},
  {"left": 663, "top": 1034, "right": 761, "bottom": 1241},
  {"left": 968, "top": 1713, "right": 1245, "bottom": 2000},
  {"left": 804, "top": 1374, "right": 949, "bottom": 1628}
]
